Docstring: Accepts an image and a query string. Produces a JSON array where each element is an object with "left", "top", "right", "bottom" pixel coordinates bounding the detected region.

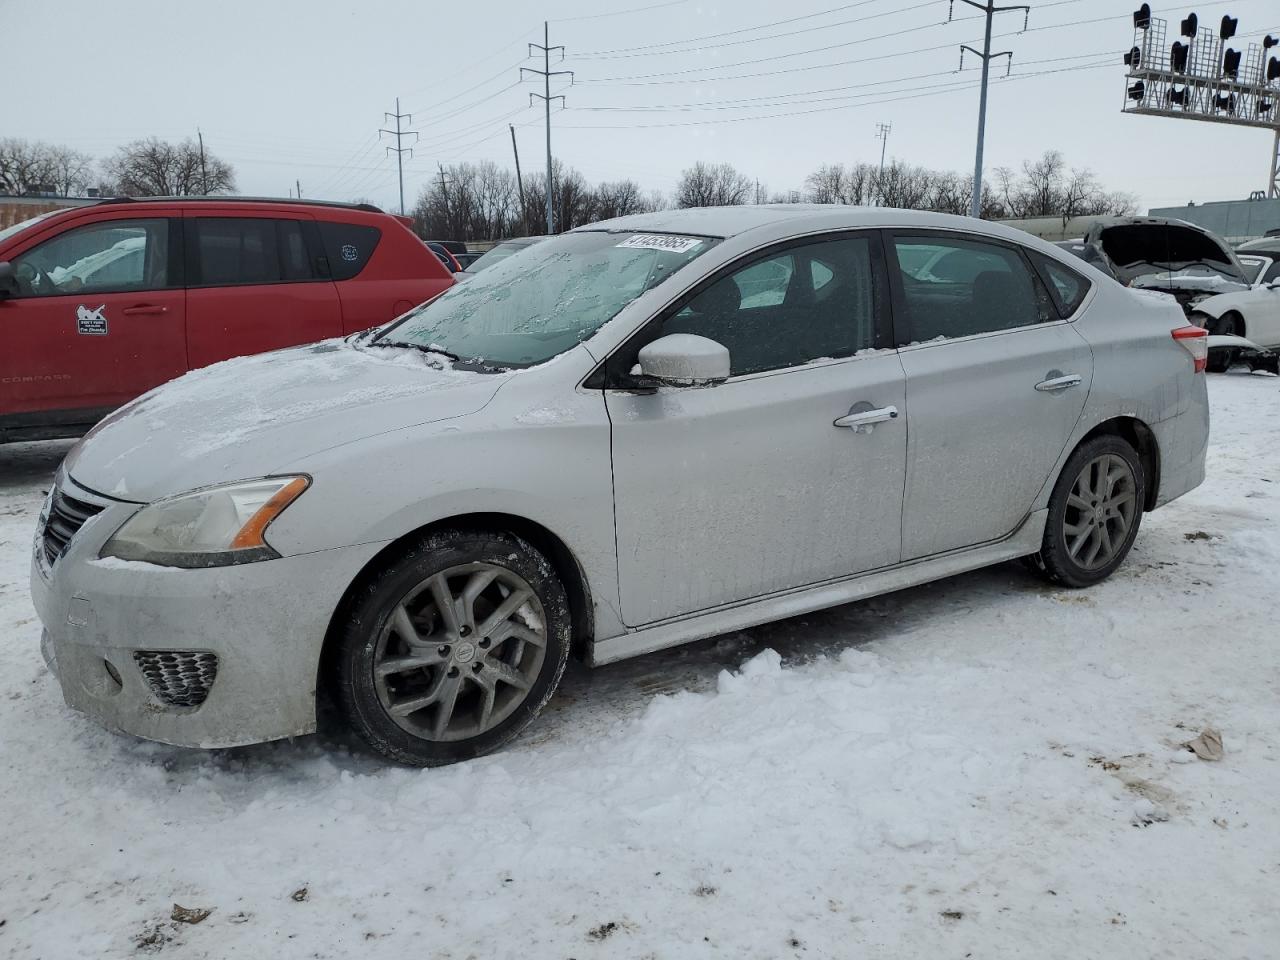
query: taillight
[{"left": 1172, "top": 325, "right": 1208, "bottom": 373}]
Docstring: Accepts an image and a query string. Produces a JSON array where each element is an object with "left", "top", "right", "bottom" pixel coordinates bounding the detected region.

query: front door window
[{"left": 12, "top": 219, "right": 172, "bottom": 298}]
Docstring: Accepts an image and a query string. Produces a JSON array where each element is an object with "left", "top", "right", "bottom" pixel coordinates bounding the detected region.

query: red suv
[{"left": 0, "top": 197, "right": 453, "bottom": 443}]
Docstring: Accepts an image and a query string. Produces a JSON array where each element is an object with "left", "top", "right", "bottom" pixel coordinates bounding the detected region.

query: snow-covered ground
[{"left": 2, "top": 374, "right": 1278, "bottom": 959}]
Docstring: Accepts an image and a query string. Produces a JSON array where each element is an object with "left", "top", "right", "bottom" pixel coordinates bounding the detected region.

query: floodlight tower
[{"left": 1122, "top": 5, "right": 1280, "bottom": 198}]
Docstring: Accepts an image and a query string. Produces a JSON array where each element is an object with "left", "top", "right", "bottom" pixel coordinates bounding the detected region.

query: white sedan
[{"left": 1194, "top": 265, "right": 1280, "bottom": 349}]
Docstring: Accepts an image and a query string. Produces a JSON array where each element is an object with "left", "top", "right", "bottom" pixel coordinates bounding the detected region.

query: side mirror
[
  {"left": 636, "top": 334, "right": 730, "bottom": 387},
  {"left": 0, "top": 261, "right": 16, "bottom": 300}
]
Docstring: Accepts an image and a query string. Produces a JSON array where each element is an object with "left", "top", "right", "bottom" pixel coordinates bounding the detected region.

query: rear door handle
[
  {"left": 122, "top": 305, "right": 168, "bottom": 316},
  {"left": 1035, "top": 374, "right": 1082, "bottom": 392},
  {"left": 834, "top": 405, "right": 899, "bottom": 429}
]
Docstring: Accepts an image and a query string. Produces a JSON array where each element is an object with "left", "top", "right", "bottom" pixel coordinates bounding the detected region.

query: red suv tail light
[{"left": 1172, "top": 325, "right": 1208, "bottom": 373}]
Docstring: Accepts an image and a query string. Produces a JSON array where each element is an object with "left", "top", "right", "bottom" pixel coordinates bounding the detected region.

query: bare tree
[
  {"left": 45, "top": 146, "right": 94, "bottom": 197},
  {"left": 592, "top": 179, "right": 654, "bottom": 221},
  {"left": 102, "top": 137, "right": 235, "bottom": 196},
  {"left": 675, "top": 161, "right": 753, "bottom": 208},
  {"left": 0, "top": 138, "right": 53, "bottom": 194}
]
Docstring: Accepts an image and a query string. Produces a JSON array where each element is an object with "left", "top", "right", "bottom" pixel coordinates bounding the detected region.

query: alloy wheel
[
  {"left": 372, "top": 562, "right": 547, "bottom": 741},
  {"left": 1062, "top": 453, "right": 1138, "bottom": 571}
]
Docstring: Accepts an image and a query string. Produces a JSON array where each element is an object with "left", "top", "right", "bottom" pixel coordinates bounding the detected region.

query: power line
[
  {"left": 575, "top": 0, "right": 942, "bottom": 61},
  {"left": 555, "top": 59, "right": 1116, "bottom": 130},
  {"left": 576, "top": 0, "right": 893, "bottom": 56},
  {"left": 569, "top": 50, "right": 1117, "bottom": 112},
  {"left": 575, "top": 0, "right": 1263, "bottom": 85},
  {"left": 552, "top": 0, "right": 690, "bottom": 24}
]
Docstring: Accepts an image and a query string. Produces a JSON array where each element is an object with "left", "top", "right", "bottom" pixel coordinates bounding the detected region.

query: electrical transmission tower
[
  {"left": 522, "top": 22, "right": 573, "bottom": 234},
  {"left": 380, "top": 97, "right": 418, "bottom": 215},
  {"left": 951, "top": 0, "right": 1030, "bottom": 218}
]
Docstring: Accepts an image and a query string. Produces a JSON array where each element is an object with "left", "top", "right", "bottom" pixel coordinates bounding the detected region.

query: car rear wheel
[
  {"left": 333, "top": 529, "right": 571, "bottom": 766},
  {"left": 1032, "top": 435, "right": 1145, "bottom": 588}
]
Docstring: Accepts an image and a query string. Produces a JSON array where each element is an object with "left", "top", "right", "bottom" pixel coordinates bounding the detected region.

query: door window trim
[
  {"left": 882, "top": 228, "right": 1060, "bottom": 349},
  {"left": 586, "top": 228, "right": 895, "bottom": 390}
]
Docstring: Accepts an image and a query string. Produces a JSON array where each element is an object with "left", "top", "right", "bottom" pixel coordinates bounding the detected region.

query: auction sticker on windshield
[{"left": 616, "top": 234, "right": 704, "bottom": 253}]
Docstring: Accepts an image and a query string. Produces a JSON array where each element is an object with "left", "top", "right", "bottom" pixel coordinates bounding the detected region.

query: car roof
[
  {"left": 95, "top": 195, "right": 385, "bottom": 213},
  {"left": 574, "top": 204, "right": 1043, "bottom": 245},
  {"left": 1237, "top": 239, "right": 1280, "bottom": 256}
]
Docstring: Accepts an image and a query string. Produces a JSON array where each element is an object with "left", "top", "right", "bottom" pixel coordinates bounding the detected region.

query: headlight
[{"left": 101, "top": 476, "right": 310, "bottom": 568}]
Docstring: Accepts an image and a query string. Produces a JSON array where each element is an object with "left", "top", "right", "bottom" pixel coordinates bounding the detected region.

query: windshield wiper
[{"left": 369, "top": 339, "right": 461, "bottom": 362}]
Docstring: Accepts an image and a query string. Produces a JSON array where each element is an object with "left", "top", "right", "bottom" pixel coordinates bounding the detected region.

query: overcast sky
[{"left": 8, "top": 0, "right": 1280, "bottom": 214}]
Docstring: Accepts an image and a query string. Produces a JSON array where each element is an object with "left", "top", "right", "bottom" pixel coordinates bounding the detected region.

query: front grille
[
  {"left": 133, "top": 651, "right": 220, "bottom": 708},
  {"left": 42, "top": 489, "right": 106, "bottom": 567}
]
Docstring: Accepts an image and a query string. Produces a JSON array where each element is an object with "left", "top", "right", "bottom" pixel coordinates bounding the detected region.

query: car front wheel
[
  {"left": 333, "top": 529, "right": 571, "bottom": 766},
  {"left": 1032, "top": 435, "right": 1145, "bottom": 588}
]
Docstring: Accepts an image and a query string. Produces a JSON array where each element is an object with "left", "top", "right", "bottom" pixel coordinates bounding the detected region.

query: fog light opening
[{"left": 103, "top": 658, "right": 123, "bottom": 692}]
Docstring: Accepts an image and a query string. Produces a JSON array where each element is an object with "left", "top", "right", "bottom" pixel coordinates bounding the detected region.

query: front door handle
[
  {"left": 834, "top": 405, "right": 899, "bottom": 429},
  {"left": 122, "top": 304, "right": 168, "bottom": 316},
  {"left": 1035, "top": 374, "right": 1082, "bottom": 392}
]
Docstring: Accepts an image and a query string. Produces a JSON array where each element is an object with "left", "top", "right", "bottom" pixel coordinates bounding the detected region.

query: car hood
[{"left": 65, "top": 338, "right": 507, "bottom": 502}]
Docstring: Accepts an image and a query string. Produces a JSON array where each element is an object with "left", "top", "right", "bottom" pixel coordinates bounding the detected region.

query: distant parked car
[
  {"left": 459, "top": 236, "right": 546, "bottom": 276},
  {"left": 0, "top": 197, "right": 454, "bottom": 443},
  {"left": 425, "top": 240, "right": 466, "bottom": 273},
  {"left": 1076, "top": 217, "right": 1251, "bottom": 316},
  {"left": 1234, "top": 253, "right": 1279, "bottom": 286},
  {"left": 32, "top": 205, "right": 1208, "bottom": 766},
  {"left": 452, "top": 252, "right": 483, "bottom": 270}
]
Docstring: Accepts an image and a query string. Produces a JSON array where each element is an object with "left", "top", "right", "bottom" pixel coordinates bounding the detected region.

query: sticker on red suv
[{"left": 76, "top": 304, "right": 108, "bottom": 336}]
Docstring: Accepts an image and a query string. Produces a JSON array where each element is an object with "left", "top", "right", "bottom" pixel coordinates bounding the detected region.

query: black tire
[
  {"left": 1033, "top": 435, "right": 1146, "bottom": 589},
  {"left": 332, "top": 528, "right": 571, "bottom": 766},
  {"left": 1205, "top": 312, "right": 1243, "bottom": 373}
]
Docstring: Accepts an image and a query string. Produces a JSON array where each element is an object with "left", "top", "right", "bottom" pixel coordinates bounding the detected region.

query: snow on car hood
[{"left": 65, "top": 338, "right": 506, "bottom": 502}]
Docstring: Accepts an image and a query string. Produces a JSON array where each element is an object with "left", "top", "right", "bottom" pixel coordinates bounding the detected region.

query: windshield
[
  {"left": 464, "top": 238, "right": 543, "bottom": 273},
  {"left": 0, "top": 210, "right": 60, "bottom": 245},
  {"left": 1238, "top": 256, "right": 1267, "bottom": 284},
  {"left": 377, "top": 230, "right": 720, "bottom": 369}
]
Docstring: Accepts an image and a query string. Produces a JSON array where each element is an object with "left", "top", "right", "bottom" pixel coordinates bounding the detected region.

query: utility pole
[
  {"left": 522, "top": 22, "right": 573, "bottom": 234},
  {"left": 951, "top": 0, "right": 1029, "bottom": 218},
  {"left": 380, "top": 97, "right": 418, "bottom": 216},
  {"left": 295, "top": 179, "right": 302, "bottom": 200},
  {"left": 197, "top": 128, "right": 208, "bottom": 194},
  {"left": 510, "top": 124, "right": 530, "bottom": 234},
  {"left": 875, "top": 122, "right": 892, "bottom": 205},
  {"left": 437, "top": 163, "right": 456, "bottom": 237}
]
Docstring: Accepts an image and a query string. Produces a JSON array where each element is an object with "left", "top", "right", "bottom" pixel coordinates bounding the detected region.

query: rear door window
[
  {"left": 1029, "top": 252, "right": 1092, "bottom": 317},
  {"left": 191, "top": 218, "right": 316, "bottom": 286},
  {"left": 891, "top": 235, "right": 1054, "bottom": 343},
  {"left": 316, "top": 222, "right": 381, "bottom": 280}
]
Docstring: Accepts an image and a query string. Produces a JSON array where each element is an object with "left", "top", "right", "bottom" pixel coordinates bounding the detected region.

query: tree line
[
  {"left": 4, "top": 134, "right": 1131, "bottom": 236},
  {"left": 411, "top": 150, "right": 1136, "bottom": 241},
  {"left": 1, "top": 136, "right": 235, "bottom": 198}
]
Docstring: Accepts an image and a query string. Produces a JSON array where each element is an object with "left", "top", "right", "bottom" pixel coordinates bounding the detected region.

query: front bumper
[{"left": 31, "top": 476, "right": 386, "bottom": 749}]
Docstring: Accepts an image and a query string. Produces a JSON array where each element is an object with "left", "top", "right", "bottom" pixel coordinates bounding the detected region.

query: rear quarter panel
[
  {"left": 1038, "top": 282, "right": 1204, "bottom": 511},
  {"left": 333, "top": 218, "right": 453, "bottom": 333}
]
